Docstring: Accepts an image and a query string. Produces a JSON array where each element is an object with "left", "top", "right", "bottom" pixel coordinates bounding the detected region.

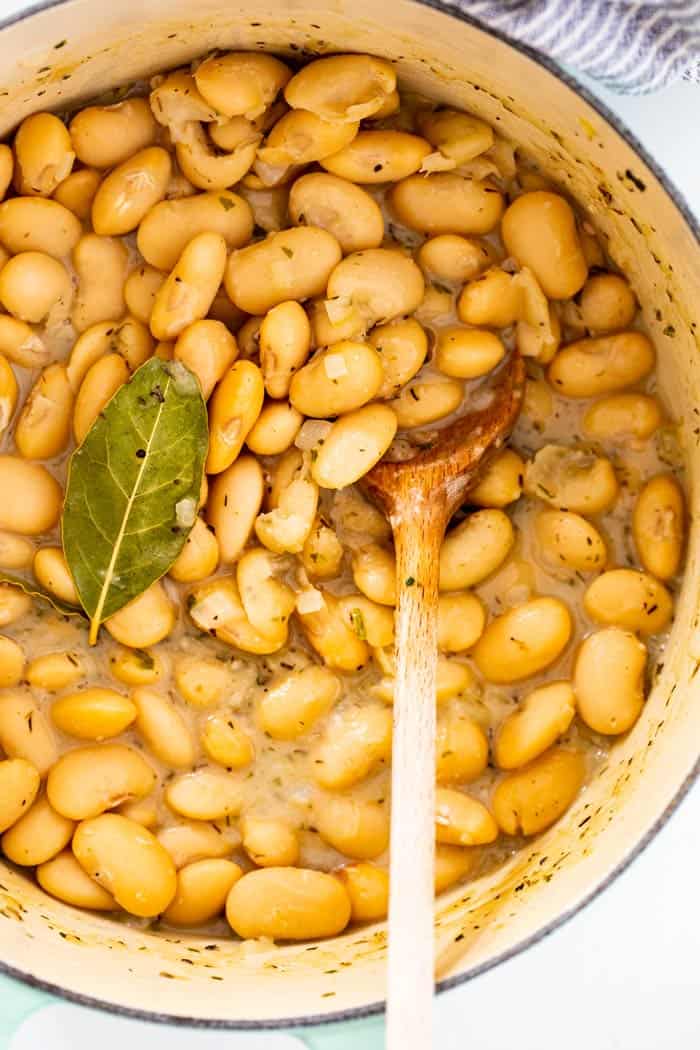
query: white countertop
[{"left": 0, "top": 7, "right": 698, "bottom": 1045}]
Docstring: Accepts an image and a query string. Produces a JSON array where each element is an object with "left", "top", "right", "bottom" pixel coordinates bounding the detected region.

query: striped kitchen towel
[{"left": 442, "top": 0, "right": 700, "bottom": 92}]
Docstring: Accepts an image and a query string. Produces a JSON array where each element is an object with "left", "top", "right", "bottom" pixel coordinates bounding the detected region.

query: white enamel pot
[{"left": 0, "top": 2, "right": 698, "bottom": 1047}]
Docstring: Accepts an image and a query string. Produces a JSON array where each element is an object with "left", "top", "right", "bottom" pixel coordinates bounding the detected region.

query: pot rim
[{"left": 0, "top": 0, "right": 697, "bottom": 1032}]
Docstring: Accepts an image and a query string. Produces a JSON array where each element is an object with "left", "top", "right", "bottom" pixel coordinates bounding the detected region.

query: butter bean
[
  {"left": 494, "top": 682, "right": 576, "bottom": 769},
  {"left": 255, "top": 476, "right": 318, "bottom": 554},
  {"left": 290, "top": 341, "right": 384, "bottom": 417},
  {"left": 524, "top": 444, "right": 618, "bottom": 515},
  {"left": 0, "top": 692, "right": 57, "bottom": 776},
  {"left": 0, "top": 531, "right": 34, "bottom": 570},
  {"left": 70, "top": 98, "right": 157, "bottom": 168},
  {"left": 574, "top": 627, "right": 646, "bottom": 734},
  {"left": 71, "top": 234, "right": 128, "bottom": 332},
  {"left": 13, "top": 112, "right": 74, "bottom": 196},
  {"left": 241, "top": 815, "right": 299, "bottom": 867},
  {"left": 493, "top": 749, "right": 585, "bottom": 834},
  {"left": 47, "top": 744, "right": 155, "bottom": 819},
  {"left": 132, "top": 686, "right": 195, "bottom": 768},
  {"left": 548, "top": 332, "right": 654, "bottom": 398},
  {"left": 73, "top": 353, "right": 130, "bottom": 444},
  {"left": 258, "top": 665, "right": 340, "bottom": 740},
  {"left": 73, "top": 813, "right": 176, "bottom": 917},
  {"left": 434, "top": 844, "right": 476, "bottom": 893},
  {"left": 418, "top": 234, "right": 493, "bottom": 283},
  {"left": 225, "top": 227, "right": 342, "bottom": 315},
  {"left": 439, "top": 509, "right": 514, "bottom": 591},
  {"left": 322, "top": 130, "right": 431, "bottom": 183},
  {"left": 352, "top": 544, "right": 396, "bottom": 605},
  {"left": 582, "top": 393, "right": 662, "bottom": 442},
  {"left": 633, "top": 474, "right": 685, "bottom": 580},
  {"left": 175, "top": 122, "right": 259, "bottom": 192},
  {"left": 326, "top": 248, "right": 425, "bottom": 332},
  {"left": 289, "top": 172, "right": 384, "bottom": 252},
  {"left": 0, "top": 758, "right": 40, "bottom": 832},
  {"left": 246, "top": 400, "right": 303, "bottom": 455},
  {"left": 577, "top": 273, "right": 637, "bottom": 332},
  {"left": 316, "top": 796, "right": 389, "bottom": 859},
  {"left": 313, "top": 704, "right": 391, "bottom": 789},
  {"left": 163, "top": 858, "right": 242, "bottom": 926},
  {"left": 15, "top": 363, "right": 73, "bottom": 459},
  {"left": 108, "top": 646, "right": 163, "bottom": 687},
  {"left": 438, "top": 592, "right": 485, "bottom": 652},
  {"left": 165, "top": 769, "right": 242, "bottom": 821},
  {"left": 1, "top": 795, "right": 74, "bottom": 865},
  {"left": 196, "top": 52, "right": 291, "bottom": 119},
  {"left": 37, "top": 849, "right": 116, "bottom": 910},
  {"left": 173, "top": 319, "right": 238, "bottom": 401},
  {"left": 124, "top": 265, "right": 165, "bottom": 324},
  {"left": 311, "top": 404, "right": 398, "bottom": 490},
  {"left": 201, "top": 715, "right": 254, "bottom": 769},
  {"left": 0, "top": 635, "right": 24, "bottom": 687},
  {"left": 338, "top": 862, "right": 389, "bottom": 922},
  {"left": 158, "top": 821, "right": 237, "bottom": 870},
  {"left": 435, "top": 326, "right": 505, "bottom": 380},
  {"left": 390, "top": 173, "right": 504, "bottom": 235},
  {"left": 390, "top": 377, "right": 463, "bottom": 428},
  {"left": 436, "top": 708, "right": 488, "bottom": 783},
  {"left": 417, "top": 108, "right": 494, "bottom": 165},
  {"left": 469, "top": 449, "right": 524, "bottom": 508},
  {"left": 169, "top": 516, "right": 219, "bottom": 583},
  {"left": 473, "top": 597, "right": 572, "bottom": 683},
  {"left": 207, "top": 454, "right": 264, "bottom": 562},
  {"left": 53, "top": 168, "right": 101, "bottom": 220},
  {"left": 138, "top": 191, "right": 253, "bottom": 271},
  {"left": 435, "top": 788, "right": 498, "bottom": 845},
  {"left": 284, "top": 54, "right": 395, "bottom": 122},
  {"left": 27, "top": 651, "right": 84, "bottom": 692},
  {"left": 534, "top": 510, "right": 607, "bottom": 573},
  {"left": 92, "top": 147, "right": 171, "bottom": 236},
  {"left": 369, "top": 317, "right": 428, "bottom": 399},
  {"left": 0, "top": 252, "right": 71, "bottom": 324},
  {"left": 584, "top": 569, "right": 672, "bottom": 635},
  {"left": 0, "top": 585, "right": 31, "bottom": 627},
  {"left": 226, "top": 866, "right": 351, "bottom": 940},
  {"left": 0, "top": 197, "right": 81, "bottom": 257},
  {"left": 259, "top": 300, "right": 312, "bottom": 399},
  {"left": 33, "top": 546, "right": 79, "bottom": 605},
  {"left": 105, "top": 580, "right": 176, "bottom": 648},
  {"left": 502, "top": 191, "right": 587, "bottom": 298},
  {"left": 208, "top": 359, "right": 264, "bottom": 475},
  {"left": 151, "top": 231, "right": 227, "bottom": 341}
]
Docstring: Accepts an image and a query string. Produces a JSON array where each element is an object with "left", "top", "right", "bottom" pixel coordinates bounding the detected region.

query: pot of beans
[{"left": 0, "top": 0, "right": 697, "bottom": 1045}]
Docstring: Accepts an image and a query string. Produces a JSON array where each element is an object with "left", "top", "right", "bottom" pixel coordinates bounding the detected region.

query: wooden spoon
[{"left": 362, "top": 352, "right": 526, "bottom": 1050}]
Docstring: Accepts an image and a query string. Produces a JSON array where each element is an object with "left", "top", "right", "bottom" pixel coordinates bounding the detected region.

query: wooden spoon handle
[{"left": 385, "top": 493, "right": 447, "bottom": 1050}]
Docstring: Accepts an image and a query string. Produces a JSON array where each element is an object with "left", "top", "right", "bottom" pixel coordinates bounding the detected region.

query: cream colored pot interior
[{"left": 0, "top": 0, "right": 698, "bottom": 1026}]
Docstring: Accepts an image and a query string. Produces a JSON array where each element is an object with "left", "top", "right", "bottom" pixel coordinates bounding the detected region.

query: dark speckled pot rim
[{"left": 0, "top": 0, "right": 697, "bottom": 1033}]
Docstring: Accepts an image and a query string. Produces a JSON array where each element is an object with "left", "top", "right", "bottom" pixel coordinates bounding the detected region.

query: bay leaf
[
  {"left": 0, "top": 571, "right": 85, "bottom": 618},
  {"left": 62, "top": 357, "right": 208, "bottom": 643}
]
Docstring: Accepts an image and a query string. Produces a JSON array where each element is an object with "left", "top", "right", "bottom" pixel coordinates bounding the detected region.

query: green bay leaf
[
  {"left": 0, "top": 572, "right": 85, "bottom": 618},
  {"left": 62, "top": 357, "right": 208, "bottom": 643}
]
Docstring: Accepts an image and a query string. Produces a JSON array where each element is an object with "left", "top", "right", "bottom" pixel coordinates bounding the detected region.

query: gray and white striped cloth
[{"left": 442, "top": 0, "right": 700, "bottom": 92}]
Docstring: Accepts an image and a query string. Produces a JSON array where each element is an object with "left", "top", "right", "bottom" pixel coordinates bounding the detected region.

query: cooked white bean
[
  {"left": 207, "top": 361, "right": 265, "bottom": 474},
  {"left": 390, "top": 173, "right": 504, "bottom": 235},
  {"left": 105, "top": 580, "right": 176, "bottom": 648},
  {"left": 440, "top": 509, "right": 514, "bottom": 590},
  {"left": 1, "top": 794, "right": 74, "bottom": 865},
  {"left": 165, "top": 769, "right": 243, "bottom": 821},
  {"left": 436, "top": 708, "right": 488, "bottom": 783},
  {"left": 137, "top": 191, "right": 253, "bottom": 271},
  {"left": 494, "top": 681, "right": 576, "bottom": 769},
  {"left": 15, "top": 363, "right": 73, "bottom": 459},
  {"left": 534, "top": 510, "right": 607, "bottom": 573},
  {"left": 582, "top": 393, "right": 662, "bottom": 442},
  {"left": 0, "top": 691, "right": 56, "bottom": 776},
  {"left": 33, "top": 546, "right": 79, "bottom": 606},
  {"left": 163, "top": 858, "right": 242, "bottom": 926},
  {"left": 195, "top": 52, "right": 291, "bottom": 118},
  {"left": 92, "top": 147, "right": 171, "bottom": 236},
  {"left": 321, "top": 130, "right": 431, "bottom": 183},
  {"left": 524, "top": 444, "right": 619, "bottom": 515},
  {"left": 207, "top": 454, "right": 264, "bottom": 563},
  {"left": 473, "top": 597, "right": 572, "bottom": 683},
  {"left": 70, "top": 98, "right": 157, "bottom": 168},
  {"left": 633, "top": 474, "right": 685, "bottom": 580},
  {"left": 0, "top": 252, "right": 72, "bottom": 324},
  {"left": 316, "top": 796, "right": 389, "bottom": 859},
  {"left": 225, "top": 227, "right": 342, "bottom": 315},
  {"left": 289, "top": 172, "right": 384, "bottom": 252},
  {"left": 0, "top": 457, "right": 62, "bottom": 534},
  {"left": 73, "top": 813, "right": 177, "bottom": 917},
  {"left": 132, "top": 686, "right": 195, "bottom": 768},
  {"left": 469, "top": 449, "right": 524, "bottom": 508},
  {"left": 53, "top": 167, "right": 101, "bottom": 220},
  {"left": 313, "top": 704, "right": 391, "bottom": 788},
  {"left": 226, "top": 866, "right": 351, "bottom": 940},
  {"left": 435, "top": 788, "right": 498, "bottom": 845},
  {"left": 326, "top": 248, "right": 425, "bottom": 332},
  {"left": 37, "top": 849, "right": 116, "bottom": 910},
  {"left": 311, "top": 404, "right": 398, "bottom": 490},
  {"left": 574, "top": 627, "right": 646, "bottom": 734},
  {"left": 0, "top": 758, "right": 40, "bottom": 833},
  {"left": 290, "top": 341, "right": 383, "bottom": 417},
  {"left": 71, "top": 234, "right": 128, "bottom": 332},
  {"left": 418, "top": 234, "right": 493, "bottom": 283},
  {"left": 259, "top": 299, "right": 311, "bottom": 399},
  {"left": 47, "top": 743, "right": 155, "bottom": 819},
  {"left": 435, "top": 326, "right": 505, "bottom": 380},
  {"left": 0, "top": 197, "right": 81, "bottom": 257},
  {"left": 150, "top": 231, "right": 227, "bottom": 341},
  {"left": 284, "top": 54, "right": 395, "bottom": 122},
  {"left": 548, "top": 332, "right": 654, "bottom": 398},
  {"left": 493, "top": 749, "right": 585, "bottom": 835}
]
